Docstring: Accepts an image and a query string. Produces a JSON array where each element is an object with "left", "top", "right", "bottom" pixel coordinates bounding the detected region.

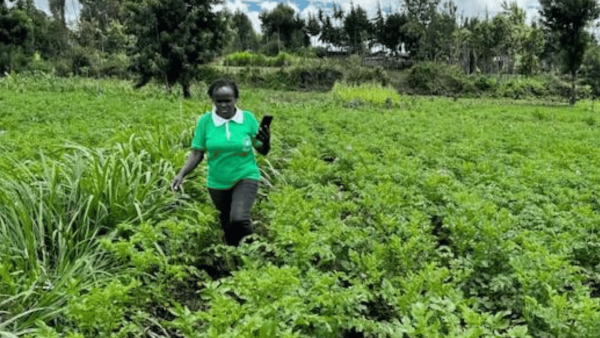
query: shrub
[
  {"left": 315, "top": 47, "right": 328, "bottom": 58},
  {"left": 196, "top": 64, "right": 343, "bottom": 92},
  {"left": 224, "top": 52, "right": 293, "bottom": 68},
  {"left": 70, "top": 46, "right": 102, "bottom": 77},
  {"left": 226, "top": 51, "right": 254, "bottom": 67},
  {"left": 345, "top": 66, "right": 390, "bottom": 87},
  {"left": 273, "top": 52, "right": 292, "bottom": 67},
  {"left": 288, "top": 65, "right": 344, "bottom": 92},
  {"left": 406, "top": 62, "right": 476, "bottom": 96},
  {"left": 332, "top": 82, "right": 400, "bottom": 107},
  {"left": 197, "top": 66, "right": 238, "bottom": 85},
  {"left": 99, "top": 53, "right": 131, "bottom": 79},
  {"left": 498, "top": 77, "right": 546, "bottom": 98},
  {"left": 474, "top": 75, "right": 498, "bottom": 93},
  {"left": 544, "top": 74, "right": 586, "bottom": 100}
]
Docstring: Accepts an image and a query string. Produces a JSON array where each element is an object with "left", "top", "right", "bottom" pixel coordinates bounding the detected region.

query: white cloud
[
  {"left": 457, "top": 0, "right": 541, "bottom": 22},
  {"left": 247, "top": 11, "right": 263, "bottom": 33},
  {"left": 260, "top": 1, "right": 282, "bottom": 13},
  {"left": 214, "top": 0, "right": 263, "bottom": 33},
  {"left": 31, "top": 0, "right": 81, "bottom": 25}
]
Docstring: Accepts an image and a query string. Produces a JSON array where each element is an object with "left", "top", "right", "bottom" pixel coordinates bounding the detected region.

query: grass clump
[
  {"left": 332, "top": 82, "right": 401, "bottom": 108},
  {"left": 224, "top": 52, "right": 293, "bottom": 67}
]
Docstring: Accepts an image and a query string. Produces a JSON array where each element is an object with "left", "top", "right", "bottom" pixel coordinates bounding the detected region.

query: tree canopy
[
  {"left": 539, "top": 0, "right": 600, "bottom": 104},
  {"left": 123, "top": 0, "right": 232, "bottom": 97}
]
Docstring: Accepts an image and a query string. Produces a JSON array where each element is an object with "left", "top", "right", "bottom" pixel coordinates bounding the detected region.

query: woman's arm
[
  {"left": 171, "top": 149, "right": 205, "bottom": 191},
  {"left": 255, "top": 141, "right": 270, "bottom": 156},
  {"left": 254, "top": 125, "right": 270, "bottom": 156}
]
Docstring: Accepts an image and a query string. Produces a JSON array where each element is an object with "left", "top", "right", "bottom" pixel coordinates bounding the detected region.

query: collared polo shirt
[{"left": 191, "top": 107, "right": 263, "bottom": 190}]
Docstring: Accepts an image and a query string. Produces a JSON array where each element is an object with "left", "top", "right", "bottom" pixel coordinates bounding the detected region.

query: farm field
[{"left": 2, "top": 75, "right": 600, "bottom": 337}]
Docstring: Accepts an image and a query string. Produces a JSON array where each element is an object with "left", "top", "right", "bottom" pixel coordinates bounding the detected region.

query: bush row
[
  {"left": 403, "top": 62, "right": 592, "bottom": 100},
  {"left": 223, "top": 52, "right": 293, "bottom": 67},
  {"left": 198, "top": 65, "right": 388, "bottom": 92},
  {"left": 5, "top": 47, "right": 131, "bottom": 79},
  {"left": 8, "top": 50, "right": 595, "bottom": 100}
]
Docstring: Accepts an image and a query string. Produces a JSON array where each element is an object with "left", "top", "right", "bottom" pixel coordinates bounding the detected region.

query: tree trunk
[
  {"left": 182, "top": 81, "right": 191, "bottom": 99},
  {"left": 164, "top": 78, "right": 171, "bottom": 94},
  {"left": 571, "top": 70, "right": 576, "bottom": 106}
]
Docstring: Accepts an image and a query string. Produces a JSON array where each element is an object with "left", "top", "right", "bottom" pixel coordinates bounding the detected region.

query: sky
[{"left": 31, "top": 0, "right": 543, "bottom": 33}]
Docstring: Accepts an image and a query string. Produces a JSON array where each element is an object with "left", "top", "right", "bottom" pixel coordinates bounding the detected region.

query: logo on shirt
[{"left": 242, "top": 136, "right": 252, "bottom": 152}]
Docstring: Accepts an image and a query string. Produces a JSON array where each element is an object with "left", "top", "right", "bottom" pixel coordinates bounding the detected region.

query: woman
[{"left": 171, "top": 78, "right": 271, "bottom": 247}]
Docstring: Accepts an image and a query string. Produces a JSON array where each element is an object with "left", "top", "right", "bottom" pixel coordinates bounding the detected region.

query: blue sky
[{"left": 33, "top": 0, "right": 543, "bottom": 33}]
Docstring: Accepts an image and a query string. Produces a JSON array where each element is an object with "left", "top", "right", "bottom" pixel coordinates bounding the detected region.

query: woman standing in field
[{"left": 170, "top": 78, "right": 271, "bottom": 247}]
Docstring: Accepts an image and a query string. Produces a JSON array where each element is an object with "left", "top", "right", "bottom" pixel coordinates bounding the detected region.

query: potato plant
[{"left": 1, "top": 75, "right": 600, "bottom": 337}]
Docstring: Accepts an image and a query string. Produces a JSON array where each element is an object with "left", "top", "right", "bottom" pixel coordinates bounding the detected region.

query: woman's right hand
[{"left": 170, "top": 174, "right": 184, "bottom": 192}]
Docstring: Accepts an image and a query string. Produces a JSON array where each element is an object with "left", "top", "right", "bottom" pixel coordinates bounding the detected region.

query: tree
[
  {"left": 18, "top": 0, "right": 67, "bottom": 59},
  {"left": 517, "top": 21, "right": 545, "bottom": 76},
  {"left": 306, "top": 13, "right": 321, "bottom": 47},
  {"left": 372, "top": 3, "right": 385, "bottom": 50},
  {"left": 319, "top": 14, "right": 335, "bottom": 50},
  {"left": 123, "top": 0, "right": 231, "bottom": 98},
  {"left": 77, "top": 0, "right": 128, "bottom": 53},
  {"left": 260, "top": 3, "right": 308, "bottom": 54},
  {"left": 470, "top": 16, "right": 496, "bottom": 73},
  {"left": 230, "top": 9, "right": 259, "bottom": 52},
  {"left": 376, "top": 11, "right": 409, "bottom": 55},
  {"left": 539, "top": 0, "right": 600, "bottom": 105},
  {"left": 492, "top": 1, "right": 530, "bottom": 74},
  {"left": 401, "top": 0, "right": 442, "bottom": 60},
  {"left": 49, "top": 0, "right": 65, "bottom": 27},
  {"left": 0, "top": 0, "right": 33, "bottom": 74},
  {"left": 423, "top": 0, "right": 458, "bottom": 62},
  {"left": 343, "top": 4, "right": 371, "bottom": 54},
  {"left": 582, "top": 43, "right": 600, "bottom": 105},
  {"left": 332, "top": 3, "right": 344, "bottom": 26}
]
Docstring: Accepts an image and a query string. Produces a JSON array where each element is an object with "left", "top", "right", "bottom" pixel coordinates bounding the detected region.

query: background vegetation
[{"left": 2, "top": 0, "right": 600, "bottom": 103}]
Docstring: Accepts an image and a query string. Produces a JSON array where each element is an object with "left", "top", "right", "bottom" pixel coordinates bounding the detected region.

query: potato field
[{"left": 1, "top": 75, "right": 600, "bottom": 338}]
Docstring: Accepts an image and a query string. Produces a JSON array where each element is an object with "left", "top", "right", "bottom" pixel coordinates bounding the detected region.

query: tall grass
[
  {"left": 223, "top": 52, "right": 293, "bottom": 68},
  {"left": 331, "top": 82, "right": 401, "bottom": 107},
  {"left": 0, "top": 131, "right": 185, "bottom": 335}
]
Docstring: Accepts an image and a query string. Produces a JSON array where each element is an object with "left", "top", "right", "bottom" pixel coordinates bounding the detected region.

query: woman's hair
[{"left": 207, "top": 78, "right": 239, "bottom": 99}]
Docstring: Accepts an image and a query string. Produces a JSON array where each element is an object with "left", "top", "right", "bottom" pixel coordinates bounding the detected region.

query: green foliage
[
  {"left": 342, "top": 4, "right": 371, "bottom": 54},
  {"left": 582, "top": 44, "right": 600, "bottom": 99},
  {"left": 539, "top": 0, "right": 600, "bottom": 104},
  {"left": 77, "top": 0, "right": 130, "bottom": 54},
  {"left": 0, "top": 0, "right": 33, "bottom": 74},
  {"left": 332, "top": 82, "right": 400, "bottom": 107},
  {"left": 199, "top": 64, "right": 344, "bottom": 92},
  {"left": 516, "top": 22, "right": 546, "bottom": 76},
  {"left": 259, "top": 3, "right": 309, "bottom": 55},
  {"left": 225, "top": 10, "right": 260, "bottom": 54},
  {"left": 407, "top": 61, "right": 475, "bottom": 96},
  {"left": 376, "top": 10, "right": 409, "bottom": 55},
  {"left": 123, "top": 0, "right": 231, "bottom": 97},
  {"left": 5, "top": 75, "right": 600, "bottom": 337},
  {"left": 224, "top": 52, "right": 292, "bottom": 67}
]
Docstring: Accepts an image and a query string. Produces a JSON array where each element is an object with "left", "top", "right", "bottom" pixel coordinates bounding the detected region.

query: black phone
[{"left": 260, "top": 115, "right": 273, "bottom": 130}]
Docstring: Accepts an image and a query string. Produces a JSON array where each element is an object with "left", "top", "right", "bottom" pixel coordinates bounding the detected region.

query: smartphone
[{"left": 260, "top": 115, "right": 273, "bottom": 130}]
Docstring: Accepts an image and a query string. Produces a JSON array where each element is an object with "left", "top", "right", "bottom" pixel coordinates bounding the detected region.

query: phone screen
[{"left": 261, "top": 115, "right": 273, "bottom": 129}]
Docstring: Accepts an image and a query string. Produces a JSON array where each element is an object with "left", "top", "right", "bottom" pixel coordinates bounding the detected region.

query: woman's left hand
[{"left": 256, "top": 124, "right": 270, "bottom": 145}]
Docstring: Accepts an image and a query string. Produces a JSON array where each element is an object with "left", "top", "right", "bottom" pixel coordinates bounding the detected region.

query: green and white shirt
[{"left": 191, "top": 107, "right": 263, "bottom": 190}]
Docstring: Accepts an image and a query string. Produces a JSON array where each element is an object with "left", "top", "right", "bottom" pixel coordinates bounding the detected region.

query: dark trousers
[{"left": 208, "top": 179, "right": 259, "bottom": 247}]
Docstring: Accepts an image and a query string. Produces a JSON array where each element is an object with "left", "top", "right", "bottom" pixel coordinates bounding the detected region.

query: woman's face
[{"left": 212, "top": 86, "right": 237, "bottom": 119}]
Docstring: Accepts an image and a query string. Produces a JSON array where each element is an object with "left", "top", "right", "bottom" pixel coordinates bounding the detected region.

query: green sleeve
[{"left": 191, "top": 114, "right": 208, "bottom": 151}]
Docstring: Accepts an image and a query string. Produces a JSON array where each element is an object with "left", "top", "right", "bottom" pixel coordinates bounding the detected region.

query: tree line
[{"left": 1, "top": 0, "right": 600, "bottom": 103}]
